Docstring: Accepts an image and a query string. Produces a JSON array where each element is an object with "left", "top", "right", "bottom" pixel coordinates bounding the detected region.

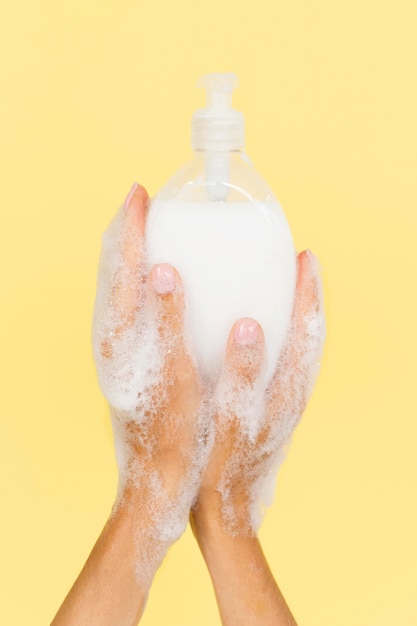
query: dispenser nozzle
[
  {"left": 196, "top": 73, "right": 238, "bottom": 110},
  {"left": 192, "top": 72, "right": 244, "bottom": 152}
]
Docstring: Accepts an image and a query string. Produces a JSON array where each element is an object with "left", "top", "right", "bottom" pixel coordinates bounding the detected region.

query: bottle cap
[{"left": 191, "top": 73, "right": 244, "bottom": 152}]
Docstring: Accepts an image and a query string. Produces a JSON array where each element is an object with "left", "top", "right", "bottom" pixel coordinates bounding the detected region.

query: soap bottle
[{"left": 146, "top": 73, "right": 296, "bottom": 384}]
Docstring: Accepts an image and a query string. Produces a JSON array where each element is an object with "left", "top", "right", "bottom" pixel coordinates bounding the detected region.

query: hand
[
  {"left": 92, "top": 183, "right": 207, "bottom": 577},
  {"left": 189, "top": 250, "right": 324, "bottom": 626},
  {"left": 192, "top": 249, "right": 325, "bottom": 536},
  {"left": 53, "top": 184, "right": 211, "bottom": 626}
]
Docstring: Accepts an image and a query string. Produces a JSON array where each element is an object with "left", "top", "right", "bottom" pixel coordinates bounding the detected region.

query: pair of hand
[
  {"left": 92, "top": 182, "right": 324, "bottom": 564},
  {"left": 51, "top": 182, "right": 324, "bottom": 626}
]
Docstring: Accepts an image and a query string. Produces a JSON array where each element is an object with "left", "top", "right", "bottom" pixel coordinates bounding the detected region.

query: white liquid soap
[{"left": 146, "top": 73, "right": 296, "bottom": 384}]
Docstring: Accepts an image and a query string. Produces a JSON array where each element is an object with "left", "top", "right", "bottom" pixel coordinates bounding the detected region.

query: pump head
[{"left": 191, "top": 73, "right": 244, "bottom": 152}]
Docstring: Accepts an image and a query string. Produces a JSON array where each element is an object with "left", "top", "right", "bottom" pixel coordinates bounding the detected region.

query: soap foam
[
  {"left": 93, "top": 206, "right": 213, "bottom": 582},
  {"left": 93, "top": 205, "right": 325, "bottom": 573},
  {"left": 210, "top": 262, "right": 326, "bottom": 535},
  {"left": 93, "top": 207, "right": 165, "bottom": 417},
  {"left": 249, "top": 273, "right": 325, "bottom": 532},
  {"left": 213, "top": 343, "right": 267, "bottom": 442}
]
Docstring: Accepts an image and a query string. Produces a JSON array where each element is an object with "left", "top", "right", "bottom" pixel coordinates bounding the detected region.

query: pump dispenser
[
  {"left": 146, "top": 73, "right": 296, "bottom": 384},
  {"left": 191, "top": 73, "right": 244, "bottom": 202}
]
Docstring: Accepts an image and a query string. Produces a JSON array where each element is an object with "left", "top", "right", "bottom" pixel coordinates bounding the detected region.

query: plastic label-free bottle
[{"left": 146, "top": 73, "right": 296, "bottom": 384}]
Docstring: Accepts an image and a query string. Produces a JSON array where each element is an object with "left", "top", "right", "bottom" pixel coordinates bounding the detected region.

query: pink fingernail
[
  {"left": 306, "top": 249, "right": 316, "bottom": 265},
  {"left": 124, "top": 182, "right": 139, "bottom": 209},
  {"left": 234, "top": 318, "right": 260, "bottom": 346},
  {"left": 152, "top": 264, "right": 176, "bottom": 295}
]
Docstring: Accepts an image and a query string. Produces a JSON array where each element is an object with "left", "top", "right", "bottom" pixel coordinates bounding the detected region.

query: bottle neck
[{"left": 194, "top": 151, "right": 234, "bottom": 202}]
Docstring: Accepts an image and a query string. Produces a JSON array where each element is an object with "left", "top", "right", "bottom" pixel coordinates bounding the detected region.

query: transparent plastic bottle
[{"left": 146, "top": 73, "right": 296, "bottom": 384}]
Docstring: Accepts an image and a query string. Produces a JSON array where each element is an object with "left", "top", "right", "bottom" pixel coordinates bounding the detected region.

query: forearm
[
  {"left": 191, "top": 502, "right": 297, "bottom": 626},
  {"left": 51, "top": 487, "right": 166, "bottom": 626}
]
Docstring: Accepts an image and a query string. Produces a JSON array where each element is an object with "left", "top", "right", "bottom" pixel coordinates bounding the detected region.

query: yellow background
[{"left": 1, "top": 0, "right": 416, "bottom": 624}]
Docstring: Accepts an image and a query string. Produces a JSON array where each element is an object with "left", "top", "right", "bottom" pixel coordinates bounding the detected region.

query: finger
[
  {"left": 149, "top": 263, "right": 187, "bottom": 351},
  {"left": 122, "top": 182, "right": 147, "bottom": 270},
  {"left": 148, "top": 264, "right": 201, "bottom": 415},
  {"left": 294, "top": 249, "right": 321, "bottom": 328},
  {"left": 225, "top": 318, "right": 265, "bottom": 384},
  {"left": 97, "top": 183, "right": 149, "bottom": 359},
  {"left": 114, "top": 183, "right": 148, "bottom": 326},
  {"left": 284, "top": 249, "right": 324, "bottom": 371},
  {"left": 266, "top": 249, "right": 325, "bottom": 433},
  {"left": 213, "top": 319, "right": 265, "bottom": 437}
]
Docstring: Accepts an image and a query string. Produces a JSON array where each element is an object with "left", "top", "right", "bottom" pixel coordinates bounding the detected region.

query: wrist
[
  {"left": 114, "top": 483, "right": 177, "bottom": 583},
  {"left": 191, "top": 490, "right": 255, "bottom": 545}
]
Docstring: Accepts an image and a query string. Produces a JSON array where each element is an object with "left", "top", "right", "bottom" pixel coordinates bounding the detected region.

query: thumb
[
  {"left": 215, "top": 318, "right": 266, "bottom": 441},
  {"left": 225, "top": 318, "right": 265, "bottom": 384},
  {"left": 148, "top": 263, "right": 188, "bottom": 354}
]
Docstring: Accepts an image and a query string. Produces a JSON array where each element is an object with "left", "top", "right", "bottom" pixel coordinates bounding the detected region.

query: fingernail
[
  {"left": 124, "top": 182, "right": 139, "bottom": 209},
  {"left": 234, "top": 318, "right": 261, "bottom": 346},
  {"left": 152, "top": 264, "right": 176, "bottom": 295},
  {"left": 305, "top": 249, "right": 322, "bottom": 276},
  {"left": 306, "top": 249, "right": 316, "bottom": 266}
]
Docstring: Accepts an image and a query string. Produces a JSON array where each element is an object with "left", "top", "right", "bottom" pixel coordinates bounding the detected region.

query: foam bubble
[
  {"left": 213, "top": 351, "right": 267, "bottom": 443},
  {"left": 93, "top": 207, "right": 215, "bottom": 582},
  {"left": 248, "top": 301, "right": 326, "bottom": 532},
  {"left": 93, "top": 205, "right": 325, "bottom": 562},
  {"left": 208, "top": 268, "right": 326, "bottom": 535}
]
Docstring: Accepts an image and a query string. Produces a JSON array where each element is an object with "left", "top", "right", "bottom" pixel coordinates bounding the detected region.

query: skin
[
  {"left": 51, "top": 183, "right": 322, "bottom": 626},
  {"left": 191, "top": 250, "right": 320, "bottom": 626},
  {"left": 52, "top": 184, "right": 202, "bottom": 625}
]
